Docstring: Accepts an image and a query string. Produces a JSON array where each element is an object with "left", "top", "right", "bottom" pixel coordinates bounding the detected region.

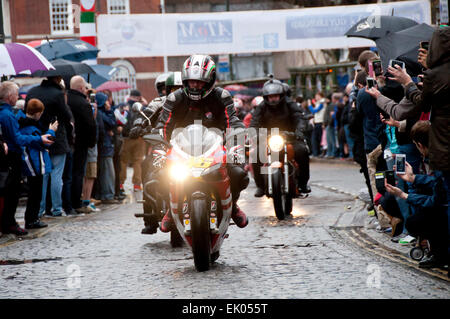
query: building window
[
  {"left": 107, "top": 0, "right": 130, "bottom": 14},
  {"left": 111, "top": 60, "right": 136, "bottom": 104},
  {"left": 49, "top": 0, "right": 73, "bottom": 34}
]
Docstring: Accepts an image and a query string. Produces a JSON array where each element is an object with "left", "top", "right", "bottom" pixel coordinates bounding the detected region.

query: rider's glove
[
  {"left": 227, "top": 145, "right": 245, "bottom": 165},
  {"left": 129, "top": 126, "right": 142, "bottom": 139}
]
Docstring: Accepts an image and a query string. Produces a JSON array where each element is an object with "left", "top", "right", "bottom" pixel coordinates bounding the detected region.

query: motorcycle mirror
[{"left": 132, "top": 102, "right": 143, "bottom": 112}]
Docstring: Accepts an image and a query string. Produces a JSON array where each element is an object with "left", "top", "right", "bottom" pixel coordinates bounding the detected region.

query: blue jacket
[
  {"left": 18, "top": 117, "right": 55, "bottom": 176},
  {"left": 0, "top": 102, "right": 43, "bottom": 154},
  {"left": 406, "top": 171, "right": 447, "bottom": 209},
  {"left": 356, "top": 89, "right": 383, "bottom": 153},
  {"left": 97, "top": 106, "right": 117, "bottom": 157}
]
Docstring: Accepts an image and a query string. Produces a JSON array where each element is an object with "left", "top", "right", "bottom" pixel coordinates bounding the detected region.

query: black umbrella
[
  {"left": 375, "top": 23, "right": 435, "bottom": 72},
  {"left": 32, "top": 58, "right": 95, "bottom": 77},
  {"left": 35, "top": 38, "right": 99, "bottom": 62},
  {"left": 345, "top": 15, "right": 418, "bottom": 40}
]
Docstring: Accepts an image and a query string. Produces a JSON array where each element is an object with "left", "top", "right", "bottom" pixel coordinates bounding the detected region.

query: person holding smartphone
[{"left": 385, "top": 121, "right": 448, "bottom": 269}]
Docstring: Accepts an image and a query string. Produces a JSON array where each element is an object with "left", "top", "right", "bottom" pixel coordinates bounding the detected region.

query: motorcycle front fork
[{"left": 267, "top": 144, "right": 289, "bottom": 195}]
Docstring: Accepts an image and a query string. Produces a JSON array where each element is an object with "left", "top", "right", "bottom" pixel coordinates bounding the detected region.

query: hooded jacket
[
  {"left": 97, "top": 105, "right": 117, "bottom": 157},
  {"left": 18, "top": 117, "right": 55, "bottom": 176},
  {"left": 0, "top": 102, "right": 43, "bottom": 154},
  {"left": 404, "top": 27, "right": 450, "bottom": 171}
]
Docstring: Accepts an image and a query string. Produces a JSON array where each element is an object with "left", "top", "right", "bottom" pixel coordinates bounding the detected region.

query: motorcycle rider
[
  {"left": 129, "top": 72, "right": 183, "bottom": 234},
  {"left": 250, "top": 78, "right": 311, "bottom": 197},
  {"left": 153, "top": 54, "right": 249, "bottom": 232}
]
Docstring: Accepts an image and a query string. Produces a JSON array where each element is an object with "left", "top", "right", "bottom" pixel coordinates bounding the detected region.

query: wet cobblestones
[{"left": 1, "top": 163, "right": 449, "bottom": 298}]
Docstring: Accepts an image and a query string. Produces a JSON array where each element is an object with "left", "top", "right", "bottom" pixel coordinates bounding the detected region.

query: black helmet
[
  {"left": 181, "top": 55, "right": 216, "bottom": 101},
  {"left": 262, "top": 78, "right": 285, "bottom": 107},
  {"left": 155, "top": 73, "right": 170, "bottom": 97}
]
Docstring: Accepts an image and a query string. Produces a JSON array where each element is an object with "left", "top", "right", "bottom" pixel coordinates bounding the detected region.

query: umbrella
[
  {"left": 224, "top": 84, "right": 248, "bottom": 91},
  {"left": 26, "top": 39, "right": 53, "bottom": 48},
  {"left": 375, "top": 23, "right": 435, "bottom": 72},
  {"left": 19, "top": 83, "right": 40, "bottom": 95},
  {"left": 81, "top": 64, "right": 118, "bottom": 88},
  {"left": 237, "top": 88, "right": 263, "bottom": 97},
  {"left": 0, "top": 43, "right": 55, "bottom": 76},
  {"left": 345, "top": 15, "right": 418, "bottom": 40},
  {"left": 96, "top": 80, "right": 131, "bottom": 92},
  {"left": 32, "top": 58, "right": 95, "bottom": 77},
  {"left": 35, "top": 38, "right": 99, "bottom": 62}
]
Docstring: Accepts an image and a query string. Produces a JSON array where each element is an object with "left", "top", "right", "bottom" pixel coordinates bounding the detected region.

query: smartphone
[
  {"left": 372, "top": 59, "right": 383, "bottom": 76},
  {"left": 90, "top": 93, "right": 96, "bottom": 103},
  {"left": 395, "top": 154, "right": 406, "bottom": 175},
  {"left": 419, "top": 41, "right": 429, "bottom": 51},
  {"left": 366, "top": 77, "right": 376, "bottom": 89},
  {"left": 375, "top": 172, "right": 386, "bottom": 193},
  {"left": 389, "top": 59, "right": 405, "bottom": 70},
  {"left": 385, "top": 170, "right": 396, "bottom": 186},
  {"left": 47, "top": 136, "right": 56, "bottom": 141}
]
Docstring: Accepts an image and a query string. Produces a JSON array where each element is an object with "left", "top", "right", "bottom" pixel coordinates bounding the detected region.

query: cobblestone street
[{"left": 1, "top": 162, "right": 449, "bottom": 298}]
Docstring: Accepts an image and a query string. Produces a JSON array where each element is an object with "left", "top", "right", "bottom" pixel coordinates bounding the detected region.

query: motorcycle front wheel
[
  {"left": 271, "top": 169, "right": 293, "bottom": 220},
  {"left": 191, "top": 198, "right": 211, "bottom": 272}
]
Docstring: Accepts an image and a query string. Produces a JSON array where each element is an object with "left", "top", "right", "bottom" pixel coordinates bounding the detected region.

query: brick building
[{"left": 2, "top": 0, "right": 164, "bottom": 102}]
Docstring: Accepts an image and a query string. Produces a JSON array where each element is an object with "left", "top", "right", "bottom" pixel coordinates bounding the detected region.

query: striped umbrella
[{"left": 0, "top": 43, "right": 55, "bottom": 77}]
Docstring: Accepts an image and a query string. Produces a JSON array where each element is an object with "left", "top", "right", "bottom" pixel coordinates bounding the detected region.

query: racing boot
[
  {"left": 231, "top": 202, "right": 248, "bottom": 228},
  {"left": 254, "top": 187, "right": 265, "bottom": 198},
  {"left": 141, "top": 214, "right": 159, "bottom": 235},
  {"left": 159, "top": 210, "right": 173, "bottom": 233},
  {"left": 298, "top": 184, "right": 311, "bottom": 194}
]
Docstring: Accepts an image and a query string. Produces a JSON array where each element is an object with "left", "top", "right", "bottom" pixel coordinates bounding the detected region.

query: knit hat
[
  {"left": 129, "top": 89, "right": 141, "bottom": 97},
  {"left": 95, "top": 92, "right": 108, "bottom": 107}
]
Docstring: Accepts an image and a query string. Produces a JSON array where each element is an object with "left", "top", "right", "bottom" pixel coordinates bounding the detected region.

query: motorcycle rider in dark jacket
[
  {"left": 153, "top": 55, "right": 249, "bottom": 233},
  {"left": 129, "top": 72, "right": 183, "bottom": 234},
  {"left": 250, "top": 78, "right": 311, "bottom": 197}
]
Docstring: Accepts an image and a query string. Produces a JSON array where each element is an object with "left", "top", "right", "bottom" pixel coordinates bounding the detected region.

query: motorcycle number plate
[{"left": 189, "top": 157, "right": 213, "bottom": 168}]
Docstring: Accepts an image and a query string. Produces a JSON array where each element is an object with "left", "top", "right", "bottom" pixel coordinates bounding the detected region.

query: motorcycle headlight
[
  {"left": 268, "top": 135, "right": 284, "bottom": 152},
  {"left": 169, "top": 163, "right": 189, "bottom": 182}
]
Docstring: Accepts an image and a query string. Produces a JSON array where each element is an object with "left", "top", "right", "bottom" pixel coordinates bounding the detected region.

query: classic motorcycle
[
  {"left": 262, "top": 131, "right": 307, "bottom": 220},
  {"left": 143, "top": 124, "right": 239, "bottom": 272}
]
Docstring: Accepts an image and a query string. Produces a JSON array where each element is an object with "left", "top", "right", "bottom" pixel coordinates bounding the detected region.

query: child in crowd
[{"left": 18, "top": 98, "right": 58, "bottom": 229}]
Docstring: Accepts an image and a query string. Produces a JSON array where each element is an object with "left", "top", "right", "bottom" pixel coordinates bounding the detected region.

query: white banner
[{"left": 97, "top": 0, "right": 431, "bottom": 58}]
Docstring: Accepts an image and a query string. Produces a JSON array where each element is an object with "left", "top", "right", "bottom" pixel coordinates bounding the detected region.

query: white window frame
[
  {"left": 49, "top": 0, "right": 74, "bottom": 35},
  {"left": 111, "top": 59, "right": 136, "bottom": 104},
  {"left": 107, "top": 0, "right": 130, "bottom": 14}
]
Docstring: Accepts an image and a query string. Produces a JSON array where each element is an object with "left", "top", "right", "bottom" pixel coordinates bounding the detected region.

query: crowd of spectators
[
  {"left": 0, "top": 75, "right": 147, "bottom": 236},
  {"left": 298, "top": 27, "right": 449, "bottom": 270}
]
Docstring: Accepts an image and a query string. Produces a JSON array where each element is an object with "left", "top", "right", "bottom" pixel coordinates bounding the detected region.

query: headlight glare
[
  {"left": 268, "top": 135, "right": 284, "bottom": 152},
  {"left": 169, "top": 163, "right": 189, "bottom": 181}
]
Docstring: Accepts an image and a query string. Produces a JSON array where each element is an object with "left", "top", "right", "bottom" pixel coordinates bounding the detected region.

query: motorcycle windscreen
[{"left": 171, "top": 124, "right": 222, "bottom": 157}]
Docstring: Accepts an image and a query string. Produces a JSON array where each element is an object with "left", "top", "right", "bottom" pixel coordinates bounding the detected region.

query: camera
[
  {"left": 395, "top": 154, "right": 406, "bottom": 175},
  {"left": 47, "top": 136, "right": 56, "bottom": 142},
  {"left": 366, "top": 77, "right": 376, "bottom": 89},
  {"left": 419, "top": 41, "right": 429, "bottom": 51},
  {"left": 372, "top": 59, "right": 383, "bottom": 76},
  {"left": 389, "top": 59, "right": 405, "bottom": 70}
]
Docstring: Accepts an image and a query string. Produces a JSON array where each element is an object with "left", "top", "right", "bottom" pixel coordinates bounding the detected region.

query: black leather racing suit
[{"left": 155, "top": 87, "right": 249, "bottom": 202}]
